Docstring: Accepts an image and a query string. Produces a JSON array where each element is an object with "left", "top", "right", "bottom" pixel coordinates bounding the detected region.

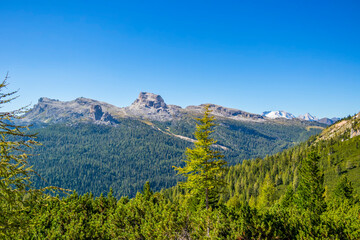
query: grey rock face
[
  {"left": 125, "top": 92, "right": 182, "bottom": 121},
  {"left": 90, "top": 105, "right": 119, "bottom": 124},
  {"left": 101, "top": 112, "right": 119, "bottom": 124},
  {"left": 186, "top": 104, "right": 264, "bottom": 121},
  {"left": 91, "top": 105, "right": 104, "bottom": 121},
  {"left": 131, "top": 92, "right": 167, "bottom": 109},
  {"left": 22, "top": 92, "right": 302, "bottom": 124},
  {"left": 21, "top": 97, "right": 123, "bottom": 125}
]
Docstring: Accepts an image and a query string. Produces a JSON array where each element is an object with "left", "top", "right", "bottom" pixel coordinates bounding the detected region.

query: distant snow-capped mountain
[
  {"left": 262, "top": 111, "right": 338, "bottom": 125},
  {"left": 298, "top": 113, "right": 319, "bottom": 121},
  {"left": 262, "top": 110, "right": 296, "bottom": 119}
]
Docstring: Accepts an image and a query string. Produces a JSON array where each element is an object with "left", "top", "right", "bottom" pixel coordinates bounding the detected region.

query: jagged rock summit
[
  {"left": 124, "top": 92, "right": 182, "bottom": 121},
  {"left": 130, "top": 92, "right": 167, "bottom": 109}
]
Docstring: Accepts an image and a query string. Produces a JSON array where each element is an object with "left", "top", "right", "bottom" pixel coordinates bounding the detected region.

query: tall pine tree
[
  {"left": 174, "top": 105, "right": 227, "bottom": 210},
  {"left": 295, "top": 151, "right": 326, "bottom": 220}
]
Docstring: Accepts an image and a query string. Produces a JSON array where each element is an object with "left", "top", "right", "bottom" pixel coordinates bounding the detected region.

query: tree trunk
[
  {"left": 206, "top": 187, "right": 209, "bottom": 210},
  {"left": 206, "top": 187, "right": 210, "bottom": 237}
]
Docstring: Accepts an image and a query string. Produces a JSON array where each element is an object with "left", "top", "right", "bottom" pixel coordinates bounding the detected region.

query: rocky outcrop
[
  {"left": 21, "top": 97, "right": 123, "bottom": 125},
  {"left": 124, "top": 92, "right": 182, "bottom": 121},
  {"left": 317, "top": 112, "right": 360, "bottom": 141},
  {"left": 91, "top": 105, "right": 104, "bottom": 121},
  {"left": 90, "top": 105, "right": 119, "bottom": 124},
  {"left": 131, "top": 92, "right": 167, "bottom": 109},
  {"left": 186, "top": 104, "right": 264, "bottom": 121},
  {"left": 350, "top": 129, "right": 360, "bottom": 138}
]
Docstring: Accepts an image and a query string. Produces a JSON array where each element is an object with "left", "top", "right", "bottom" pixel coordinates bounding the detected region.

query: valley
[{"left": 23, "top": 93, "right": 326, "bottom": 198}]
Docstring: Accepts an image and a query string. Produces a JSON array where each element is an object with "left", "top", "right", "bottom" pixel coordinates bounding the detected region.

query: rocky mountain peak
[
  {"left": 130, "top": 92, "right": 167, "bottom": 109},
  {"left": 38, "top": 97, "right": 58, "bottom": 103},
  {"left": 298, "top": 113, "right": 318, "bottom": 121},
  {"left": 74, "top": 97, "right": 94, "bottom": 105},
  {"left": 125, "top": 92, "right": 181, "bottom": 121}
]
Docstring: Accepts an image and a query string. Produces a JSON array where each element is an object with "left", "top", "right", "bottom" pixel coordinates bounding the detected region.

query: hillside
[
  {"left": 220, "top": 112, "right": 360, "bottom": 204},
  {"left": 27, "top": 117, "right": 323, "bottom": 198},
  {"left": 14, "top": 111, "right": 360, "bottom": 240},
  {"left": 24, "top": 93, "right": 326, "bottom": 198}
]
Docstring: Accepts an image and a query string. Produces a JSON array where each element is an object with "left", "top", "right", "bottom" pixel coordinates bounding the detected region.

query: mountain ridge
[
  {"left": 22, "top": 92, "right": 335, "bottom": 125},
  {"left": 263, "top": 110, "right": 339, "bottom": 125}
]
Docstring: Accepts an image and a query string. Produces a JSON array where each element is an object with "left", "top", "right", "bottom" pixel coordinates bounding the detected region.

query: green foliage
[
  {"left": 8, "top": 181, "right": 357, "bottom": 239},
  {"left": 0, "top": 76, "right": 40, "bottom": 237},
  {"left": 296, "top": 151, "right": 326, "bottom": 218},
  {"left": 158, "top": 116, "right": 325, "bottom": 164},
  {"left": 280, "top": 185, "right": 295, "bottom": 208},
  {"left": 334, "top": 176, "right": 357, "bottom": 204},
  {"left": 174, "top": 105, "right": 227, "bottom": 210},
  {"left": 1, "top": 75, "right": 359, "bottom": 238},
  {"left": 217, "top": 129, "right": 360, "bottom": 206},
  {"left": 25, "top": 109, "right": 324, "bottom": 198},
  {"left": 27, "top": 122, "right": 191, "bottom": 198},
  {"left": 256, "top": 174, "right": 276, "bottom": 209}
]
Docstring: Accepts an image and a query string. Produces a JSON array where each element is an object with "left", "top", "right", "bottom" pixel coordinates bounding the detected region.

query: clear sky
[{"left": 0, "top": 0, "right": 359, "bottom": 118}]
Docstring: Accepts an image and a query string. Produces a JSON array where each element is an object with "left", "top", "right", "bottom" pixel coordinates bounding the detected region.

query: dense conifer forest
[
  {"left": 1, "top": 78, "right": 360, "bottom": 239},
  {"left": 26, "top": 117, "right": 323, "bottom": 198}
]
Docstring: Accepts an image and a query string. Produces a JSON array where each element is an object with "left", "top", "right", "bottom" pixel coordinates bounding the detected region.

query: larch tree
[
  {"left": 174, "top": 105, "right": 227, "bottom": 210},
  {"left": 0, "top": 74, "right": 39, "bottom": 237}
]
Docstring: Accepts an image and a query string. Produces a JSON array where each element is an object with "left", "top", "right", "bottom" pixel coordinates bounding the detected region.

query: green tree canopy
[
  {"left": 295, "top": 151, "right": 326, "bottom": 221},
  {"left": 174, "top": 105, "right": 227, "bottom": 210},
  {"left": 0, "top": 75, "right": 39, "bottom": 237}
]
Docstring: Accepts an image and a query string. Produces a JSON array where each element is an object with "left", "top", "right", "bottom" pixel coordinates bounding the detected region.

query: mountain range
[
  {"left": 21, "top": 92, "right": 267, "bottom": 124},
  {"left": 262, "top": 110, "right": 339, "bottom": 125},
  {"left": 21, "top": 92, "right": 331, "bottom": 198},
  {"left": 22, "top": 92, "right": 337, "bottom": 125}
]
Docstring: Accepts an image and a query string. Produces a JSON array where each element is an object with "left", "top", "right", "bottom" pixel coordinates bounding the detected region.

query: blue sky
[{"left": 0, "top": 0, "right": 359, "bottom": 118}]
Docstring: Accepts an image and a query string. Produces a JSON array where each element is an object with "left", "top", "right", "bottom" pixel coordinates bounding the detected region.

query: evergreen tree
[
  {"left": 295, "top": 151, "right": 326, "bottom": 220},
  {"left": 0, "top": 75, "right": 39, "bottom": 237},
  {"left": 174, "top": 105, "right": 227, "bottom": 210},
  {"left": 280, "top": 185, "right": 295, "bottom": 208},
  {"left": 257, "top": 174, "right": 276, "bottom": 209},
  {"left": 334, "top": 175, "right": 357, "bottom": 203}
]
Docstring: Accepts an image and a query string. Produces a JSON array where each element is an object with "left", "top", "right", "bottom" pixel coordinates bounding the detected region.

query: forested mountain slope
[
  {"left": 21, "top": 112, "right": 360, "bottom": 240},
  {"left": 28, "top": 121, "right": 190, "bottom": 198},
  {"left": 220, "top": 112, "right": 360, "bottom": 205},
  {"left": 3, "top": 84, "right": 359, "bottom": 239},
  {"left": 28, "top": 116, "right": 323, "bottom": 198},
  {"left": 22, "top": 92, "right": 327, "bottom": 198}
]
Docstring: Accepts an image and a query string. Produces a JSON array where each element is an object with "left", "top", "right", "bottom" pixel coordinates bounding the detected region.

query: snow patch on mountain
[
  {"left": 262, "top": 110, "right": 296, "bottom": 119},
  {"left": 298, "top": 113, "right": 319, "bottom": 121}
]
